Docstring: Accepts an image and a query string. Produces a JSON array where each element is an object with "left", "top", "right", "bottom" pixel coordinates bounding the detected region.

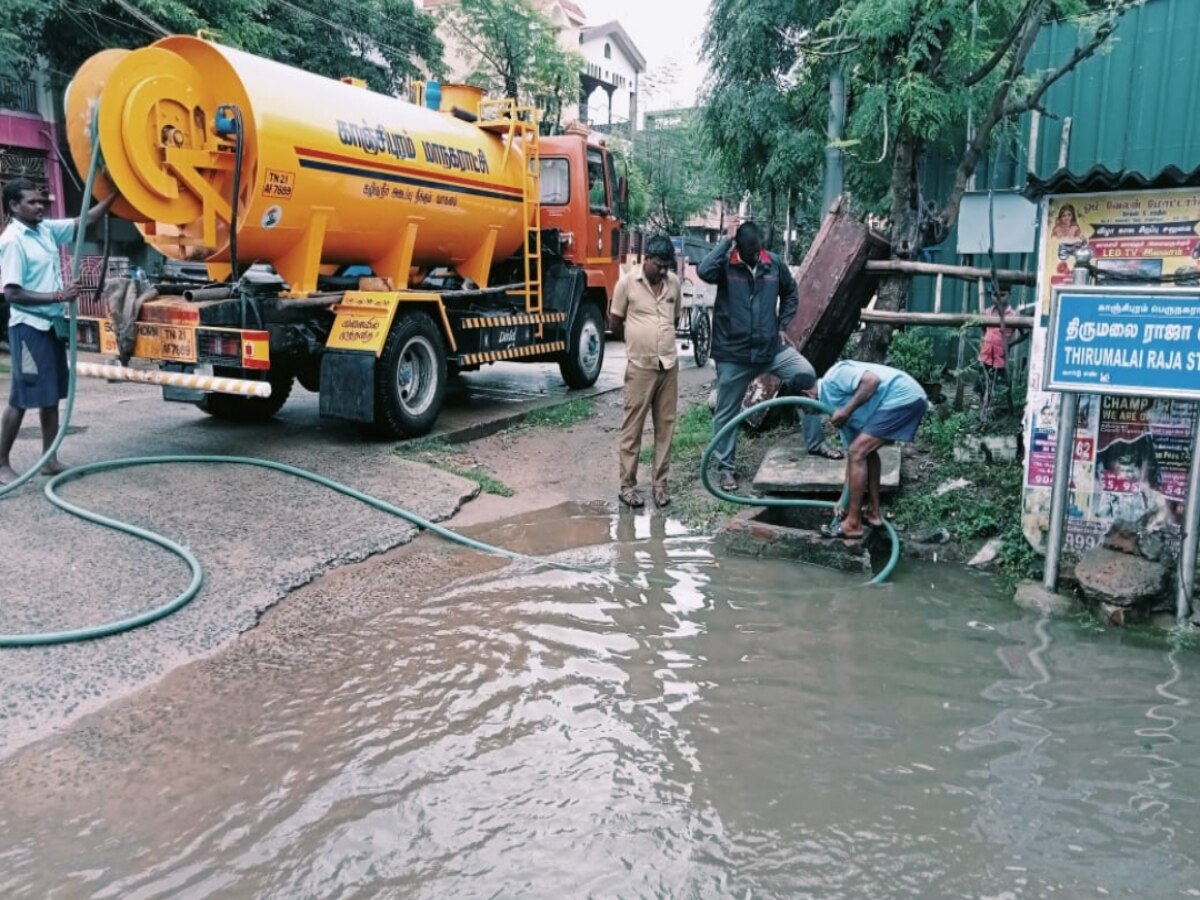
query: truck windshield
[
  {"left": 540, "top": 158, "right": 570, "bottom": 205},
  {"left": 586, "top": 148, "right": 607, "bottom": 211}
]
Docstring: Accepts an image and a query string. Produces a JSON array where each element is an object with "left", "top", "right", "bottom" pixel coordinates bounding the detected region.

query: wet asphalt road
[{"left": 0, "top": 345, "right": 630, "bottom": 758}]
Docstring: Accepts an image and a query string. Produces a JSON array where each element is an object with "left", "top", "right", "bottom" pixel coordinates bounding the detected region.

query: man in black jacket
[{"left": 697, "top": 221, "right": 840, "bottom": 491}]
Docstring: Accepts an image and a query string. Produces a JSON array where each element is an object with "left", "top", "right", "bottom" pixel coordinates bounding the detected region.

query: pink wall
[{"left": 1, "top": 111, "right": 67, "bottom": 218}]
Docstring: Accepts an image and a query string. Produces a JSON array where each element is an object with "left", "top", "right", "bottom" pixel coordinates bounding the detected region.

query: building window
[{"left": 604, "top": 42, "right": 611, "bottom": 59}]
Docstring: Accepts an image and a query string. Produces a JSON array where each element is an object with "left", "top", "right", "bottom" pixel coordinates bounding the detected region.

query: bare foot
[
  {"left": 41, "top": 459, "right": 69, "bottom": 476},
  {"left": 0, "top": 465, "right": 19, "bottom": 485}
]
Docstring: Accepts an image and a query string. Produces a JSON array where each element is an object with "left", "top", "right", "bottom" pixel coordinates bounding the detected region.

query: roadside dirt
[{"left": 439, "top": 365, "right": 786, "bottom": 531}]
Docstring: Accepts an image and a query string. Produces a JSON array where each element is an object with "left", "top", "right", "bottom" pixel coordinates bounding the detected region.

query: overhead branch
[
  {"left": 941, "top": 1, "right": 1048, "bottom": 228},
  {"left": 1003, "top": 16, "right": 1118, "bottom": 117},
  {"left": 964, "top": 0, "right": 1039, "bottom": 88},
  {"left": 941, "top": 1, "right": 1133, "bottom": 229}
]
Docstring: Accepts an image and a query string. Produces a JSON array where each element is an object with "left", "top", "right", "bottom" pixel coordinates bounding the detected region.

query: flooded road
[{"left": 2, "top": 505, "right": 1199, "bottom": 898}]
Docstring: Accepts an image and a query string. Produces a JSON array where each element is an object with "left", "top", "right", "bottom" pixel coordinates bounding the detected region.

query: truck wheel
[
  {"left": 559, "top": 302, "right": 604, "bottom": 389},
  {"left": 369, "top": 311, "right": 447, "bottom": 438},
  {"left": 198, "top": 368, "right": 293, "bottom": 422}
]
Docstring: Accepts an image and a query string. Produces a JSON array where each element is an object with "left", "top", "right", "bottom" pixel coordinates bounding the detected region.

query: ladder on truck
[{"left": 480, "top": 101, "right": 543, "bottom": 333}]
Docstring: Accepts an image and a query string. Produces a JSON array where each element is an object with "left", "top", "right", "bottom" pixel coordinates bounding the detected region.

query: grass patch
[
  {"left": 891, "top": 408, "right": 1039, "bottom": 587},
  {"left": 638, "top": 401, "right": 715, "bottom": 466},
  {"left": 633, "top": 401, "right": 789, "bottom": 531},
  {"left": 394, "top": 439, "right": 515, "bottom": 497},
  {"left": 524, "top": 397, "right": 595, "bottom": 429}
]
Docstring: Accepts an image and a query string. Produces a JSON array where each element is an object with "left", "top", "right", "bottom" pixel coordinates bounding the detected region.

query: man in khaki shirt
[{"left": 610, "top": 234, "right": 682, "bottom": 508}]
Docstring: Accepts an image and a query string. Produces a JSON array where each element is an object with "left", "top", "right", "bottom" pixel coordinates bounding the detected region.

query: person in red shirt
[{"left": 977, "top": 291, "right": 1014, "bottom": 409}]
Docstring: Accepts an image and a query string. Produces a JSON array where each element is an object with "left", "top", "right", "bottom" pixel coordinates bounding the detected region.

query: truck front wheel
[
  {"left": 369, "top": 311, "right": 447, "bottom": 438},
  {"left": 559, "top": 302, "right": 605, "bottom": 389}
]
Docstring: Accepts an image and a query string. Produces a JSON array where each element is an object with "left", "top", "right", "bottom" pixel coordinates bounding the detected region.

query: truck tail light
[{"left": 196, "top": 329, "right": 242, "bottom": 363}]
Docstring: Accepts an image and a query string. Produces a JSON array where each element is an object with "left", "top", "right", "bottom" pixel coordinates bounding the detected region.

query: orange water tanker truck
[{"left": 64, "top": 36, "right": 627, "bottom": 436}]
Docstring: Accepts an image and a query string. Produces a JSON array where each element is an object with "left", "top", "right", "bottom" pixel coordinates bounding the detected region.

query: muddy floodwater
[{"left": 2, "top": 504, "right": 1200, "bottom": 898}]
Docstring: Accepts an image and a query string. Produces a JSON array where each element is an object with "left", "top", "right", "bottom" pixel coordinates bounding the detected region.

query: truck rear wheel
[
  {"left": 368, "top": 311, "right": 447, "bottom": 438},
  {"left": 198, "top": 368, "right": 293, "bottom": 422},
  {"left": 559, "top": 302, "right": 604, "bottom": 389}
]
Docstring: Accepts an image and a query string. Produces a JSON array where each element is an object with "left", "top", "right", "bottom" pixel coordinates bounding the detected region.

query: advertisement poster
[
  {"left": 1043, "top": 191, "right": 1200, "bottom": 315},
  {"left": 1022, "top": 189, "right": 1200, "bottom": 553}
]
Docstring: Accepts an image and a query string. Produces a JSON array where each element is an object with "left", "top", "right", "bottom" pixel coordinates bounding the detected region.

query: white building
[
  {"left": 421, "top": 0, "right": 644, "bottom": 134},
  {"left": 576, "top": 20, "right": 644, "bottom": 131}
]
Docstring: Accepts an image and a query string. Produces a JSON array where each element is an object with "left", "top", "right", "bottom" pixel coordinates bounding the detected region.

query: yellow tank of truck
[{"left": 65, "top": 36, "right": 530, "bottom": 293}]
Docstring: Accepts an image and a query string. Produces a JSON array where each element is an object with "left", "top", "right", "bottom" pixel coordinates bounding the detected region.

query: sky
[{"left": 579, "top": 0, "right": 710, "bottom": 111}]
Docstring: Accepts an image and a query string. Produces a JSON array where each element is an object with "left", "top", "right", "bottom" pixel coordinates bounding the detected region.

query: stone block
[
  {"left": 1013, "top": 580, "right": 1079, "bottom": 617},
  {"left": 717, "top": 505, "right": 885, "bottom": 574},
  {"left": 968, "top": 537, "right": 1004, "bottom": 569},
  {"left": 1075, "top": 548, "right": 1168, "bottom": 609},
  {"left": 753, "top": 435, "right": 900, "bottom": 495}
]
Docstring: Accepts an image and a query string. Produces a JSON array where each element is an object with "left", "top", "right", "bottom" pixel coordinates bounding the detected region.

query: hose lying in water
[
  {"left": 699, "top": 395, "right": 901, "bottom": 588},
  {"left": 0, "top": 131, "right": 899, "bottom": 647}
]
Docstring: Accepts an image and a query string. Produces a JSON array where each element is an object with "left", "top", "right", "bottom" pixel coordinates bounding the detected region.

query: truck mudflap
[{"left": 319, "top": 350, "right": 376, "bottom": 422}]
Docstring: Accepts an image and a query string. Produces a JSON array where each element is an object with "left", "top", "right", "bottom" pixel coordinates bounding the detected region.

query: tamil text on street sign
[{"left": 1047, "top": 286, "right": 1200, "bottom": 400}]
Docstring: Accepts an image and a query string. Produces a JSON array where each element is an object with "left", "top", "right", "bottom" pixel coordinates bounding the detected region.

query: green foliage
[
  {"left": 893, "top": 406, "right": 1040, "bottom": 586},
  {"left": 636, "top": 110, "right": 725, "bottom": 235},
  {"left": 395, "top": 440, "right": 514, "bottom": 497},
  {"left": 886, "top": 328, "right": 939, "bottom": 383},
  {"left": 920, "top": 409, "right": 977, "bottom": 457},
  {"left": 892, "top": 456, "right": 1012, "bottom": 541},
  {"left": 638, "top": 402, "right": 714, "bottom": 465},
  {"left": 0, "top": 0, "right": 444, "bottom": 94},
  {"left": 524, "top": 397, "right": 595, "bottom": 429},
  {"left": 700, "top": 0, "right": 1135, "bottom": 266},
  {"left": 608, "top": 142, "right": 650, "bottom": 227},
  {"left": 445, "top": 0, "right": 581, "bottom": 133}
]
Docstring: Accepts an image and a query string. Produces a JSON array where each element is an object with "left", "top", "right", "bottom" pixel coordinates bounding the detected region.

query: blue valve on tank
[
  {"left": 425, "top": 80, "right": 442, "bottom": 111},
  {"left": 214, "top": 104, "right": 238, "bottom": 137}
]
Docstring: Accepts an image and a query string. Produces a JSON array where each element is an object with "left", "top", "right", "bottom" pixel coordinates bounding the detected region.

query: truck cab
[{"left": 538, "top": 133, "right": 624, "bottom": 316}]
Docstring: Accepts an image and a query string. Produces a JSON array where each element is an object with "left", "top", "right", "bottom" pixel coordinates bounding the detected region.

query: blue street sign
[{"left": 1046, "top": 287, "right": 1200, "bottom": 400}]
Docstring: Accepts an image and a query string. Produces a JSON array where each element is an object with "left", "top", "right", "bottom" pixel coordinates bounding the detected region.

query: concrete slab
[
  {"left": 752, "top": 435, "right": 901, "bottom": 495},
  {"left": 717, "top": 505, "right": 890, "bottom": 573}
]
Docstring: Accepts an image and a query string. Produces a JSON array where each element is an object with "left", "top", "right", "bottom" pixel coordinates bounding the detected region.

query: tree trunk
[
  {"left": 858, "top": 134, "right": 922, "bottom": 363},
  {"left": 823, "top": 64, "right": 847, "bottom": 220},
  {"left": 767, "top": 189, "right": 777, "bottom": 249}
]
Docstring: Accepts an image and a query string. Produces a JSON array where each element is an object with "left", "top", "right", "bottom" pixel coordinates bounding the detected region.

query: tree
[
  {"left": 701, "top": 0, "right": 838, "bottom": 250},
  {"left": 0, "top": 0, "right": 444, "bottom": 95},
  {"left": 636, "top": 110, "right": 724, "bottom": 236},
  {"left": 442, "top": 0, "right": 582, "bottom": 134},
  {"left": 828, "top": 0, "right": 1138, "bottom": 360},
  {"left": 702, "top": 0, "right": 1137, "bottom": 357}
]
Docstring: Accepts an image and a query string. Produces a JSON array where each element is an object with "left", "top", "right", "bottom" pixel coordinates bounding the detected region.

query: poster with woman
[{"left": 1022, "top": 188, "right": 1200, "bottom": 553}]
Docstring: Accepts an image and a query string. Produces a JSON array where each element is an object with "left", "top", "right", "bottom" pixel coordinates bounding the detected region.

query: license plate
[{"left": 100, "top": 321, "right": 197, "bottom": 363}]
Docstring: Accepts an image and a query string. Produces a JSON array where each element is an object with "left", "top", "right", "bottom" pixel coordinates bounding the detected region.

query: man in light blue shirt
[
  {"left": 0, "top": 176, "right": 116, "bottom": 483},
  {"left": 807, "top": 360, "right": 929, "bottom": 540}
]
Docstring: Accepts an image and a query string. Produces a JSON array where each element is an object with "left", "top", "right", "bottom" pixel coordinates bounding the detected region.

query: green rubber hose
[
  {"left": 0, "top": 454, "right": 569, "bottom": 647},
  {"left": 699, "top": 395, "right": 901, "bottom": 586}
]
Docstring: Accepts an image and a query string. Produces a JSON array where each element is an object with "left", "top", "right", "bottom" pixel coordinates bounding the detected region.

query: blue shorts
[
  {"left": 8, "top": 323, "right": 69, "bottom": 410},
  {"left": 862, "top": 398, "right": 928, "bottom": 443}
]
